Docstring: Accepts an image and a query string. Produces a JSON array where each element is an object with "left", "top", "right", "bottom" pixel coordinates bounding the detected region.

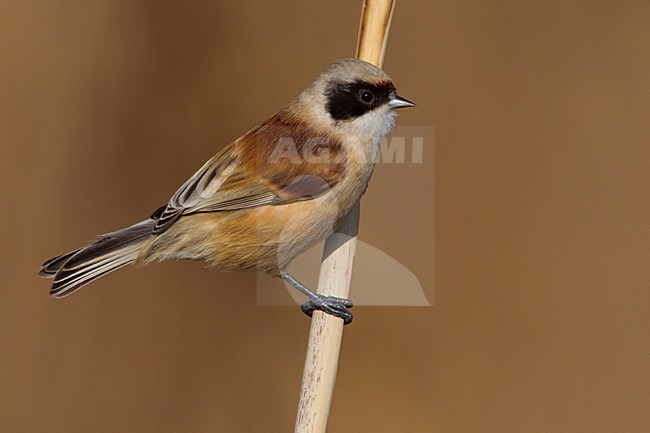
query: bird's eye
[{"left": 359, "top": 90, "right": 374, "bottom": 103}]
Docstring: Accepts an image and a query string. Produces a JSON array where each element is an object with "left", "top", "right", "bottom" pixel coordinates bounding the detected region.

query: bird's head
[{"left": 291, "top": 59, "right": 415, "bottom": 141}]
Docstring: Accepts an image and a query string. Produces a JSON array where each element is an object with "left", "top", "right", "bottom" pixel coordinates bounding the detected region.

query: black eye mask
[{"left": 325, "top": 79, "right": 395, "bottom": 121}]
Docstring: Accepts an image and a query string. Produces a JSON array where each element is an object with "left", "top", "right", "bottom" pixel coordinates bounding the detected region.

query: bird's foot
[
  {"left": 301, "top": 294, "right": 354, "bottom": 325},
  {"left": 280, "top": 270, "right": 354, "bottom": 325}
]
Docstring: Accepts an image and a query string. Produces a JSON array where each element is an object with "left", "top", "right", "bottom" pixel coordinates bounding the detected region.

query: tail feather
[
  {"left": 40, "top": 219, "right": 156, "bottom": 298},
  {"left": 39, "top": 248, "right": 83, "bottom": 277}
]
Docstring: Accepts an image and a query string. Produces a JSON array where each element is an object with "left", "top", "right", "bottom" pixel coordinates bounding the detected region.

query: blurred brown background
[{"left": 1, "top": 1, "right": 648, "bottom": 432}]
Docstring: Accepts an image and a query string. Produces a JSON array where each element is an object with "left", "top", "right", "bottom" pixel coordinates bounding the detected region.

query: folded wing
[{"left": 152, "top": 112, "right": 346, "bottom": 234}]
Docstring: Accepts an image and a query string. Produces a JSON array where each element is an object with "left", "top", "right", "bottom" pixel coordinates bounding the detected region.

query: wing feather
[{"left": 152, "top": 111, "right": 346, "bottom": 234}]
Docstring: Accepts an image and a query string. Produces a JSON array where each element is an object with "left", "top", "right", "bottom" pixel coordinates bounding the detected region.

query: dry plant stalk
[{"left": 294, "top": 1, "right": 396, "bottom": 432}]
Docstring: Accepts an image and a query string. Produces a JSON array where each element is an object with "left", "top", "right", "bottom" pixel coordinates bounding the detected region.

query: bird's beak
[{"left": 388, "top": 94, "right": 416, "bottom": 109}]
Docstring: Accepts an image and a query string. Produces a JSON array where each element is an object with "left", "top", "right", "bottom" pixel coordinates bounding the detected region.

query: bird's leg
[{"left": 280, "top": 270, "right": 354, "bottom": 325}]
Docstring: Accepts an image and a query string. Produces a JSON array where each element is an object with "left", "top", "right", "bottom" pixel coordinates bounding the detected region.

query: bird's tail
[{"left": 38, "top": 219, "right": 156, "bottom": 298}]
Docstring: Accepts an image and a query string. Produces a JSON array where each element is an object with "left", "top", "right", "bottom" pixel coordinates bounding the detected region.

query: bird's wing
[{"left": 152, "top": 113, "right": 346, "bottom": 234}]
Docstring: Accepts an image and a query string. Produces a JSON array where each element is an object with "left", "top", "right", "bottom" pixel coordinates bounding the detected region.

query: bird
[{"left": 38, "top": 58, "right": 415, "bottom": 324}]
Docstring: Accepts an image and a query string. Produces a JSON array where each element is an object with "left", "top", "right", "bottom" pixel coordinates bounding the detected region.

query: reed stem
[{"left": 293, "top": 1, "right": 396, "bottom": 432}]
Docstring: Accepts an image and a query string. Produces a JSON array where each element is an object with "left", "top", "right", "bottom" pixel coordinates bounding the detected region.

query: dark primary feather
[{"left": 152, "top": 146, "right": 237, "bottom": 234}]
